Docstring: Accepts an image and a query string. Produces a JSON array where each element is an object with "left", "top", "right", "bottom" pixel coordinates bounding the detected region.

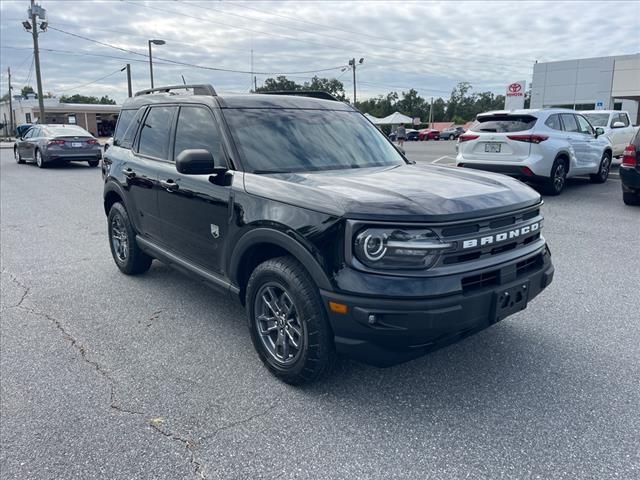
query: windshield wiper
[{"left": 253, "top": 169, "right": 294, "bottom": 174}]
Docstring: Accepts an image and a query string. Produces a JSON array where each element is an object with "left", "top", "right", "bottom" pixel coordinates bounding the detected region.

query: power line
[
  {"left": 57, "top": 68, "right": 124, "bottom": 94},
  {"left": 47, "top": 26, "right": 349, "bottom": 76}
]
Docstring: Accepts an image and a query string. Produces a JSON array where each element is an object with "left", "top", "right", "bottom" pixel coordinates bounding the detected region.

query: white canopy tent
[{"left": 371, "top": 112, "right": 414, "bottom": 125}]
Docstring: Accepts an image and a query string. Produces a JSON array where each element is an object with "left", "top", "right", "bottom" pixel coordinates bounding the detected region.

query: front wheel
[
  {"left": 14, "top": 147, "right": 24, "bottom": 164},
  {"left": 449, "top": 134, "right": 455, "bottom": 140},
  {"left": 590, "top": 152, "right": 611, "bottom": 183},
  {"left": 107, "top": 202, "right": 153, "bottom": 275},
  {"left": 246, "top": 257, "right": 335, "bottom": 385},
  {"left": 543, "top": 158, "right": 568, "bottom": 195}
]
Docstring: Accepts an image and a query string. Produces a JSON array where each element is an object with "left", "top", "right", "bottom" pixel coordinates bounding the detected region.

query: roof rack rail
[
  {"left": 135, "top": 84, "right": 217, "bottom": 97},
  {"left": 259, "top": 90, "right": 340, "bottom": 102}
]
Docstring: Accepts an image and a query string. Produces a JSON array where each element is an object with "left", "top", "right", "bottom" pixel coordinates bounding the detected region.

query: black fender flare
[
  {"left": 103, "top": 180, "right": 129, "bottom": 215},
  {"left": 228, "top": 228, "right": 333, "bottom": 291}
]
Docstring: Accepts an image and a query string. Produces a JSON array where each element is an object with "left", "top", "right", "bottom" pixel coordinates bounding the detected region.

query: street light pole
[
  {"left": 121, "top": 64, "right": 132, "bottom": 97},
  {"left": 148, "top": 39, "right": 165, "bottom": 89}
]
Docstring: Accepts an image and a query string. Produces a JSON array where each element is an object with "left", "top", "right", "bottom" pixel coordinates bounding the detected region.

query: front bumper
[{"left": 321, "top": 246, "right": 554, "bottom": 366}]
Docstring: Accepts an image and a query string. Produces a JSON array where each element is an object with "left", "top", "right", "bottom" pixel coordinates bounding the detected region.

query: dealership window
[
  {"left": 614, "top": 103, "right": 622, "bottom": 111},
  {"left": 25, "top": 113, "right": 31, "bottom": 123},
  {"left": 574, "top": 103, "right": 595, "bottom": 111}
]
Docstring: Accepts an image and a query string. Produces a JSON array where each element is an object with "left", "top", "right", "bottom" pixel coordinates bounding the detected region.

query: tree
[
  {"left": 303, "top": 76, "right": 346, "bottom": 101},
  {"left": 1, "top": 92, "right": 10, "bottom": 102},
  {"left": 255, "top": 76, "right": 301, "bottom": 92},
  {"left": 59, "top": 94, "right": 116, "bottom": 105},
  {"left": 21, "top": 85, "right": 35, "bottom": 98}
]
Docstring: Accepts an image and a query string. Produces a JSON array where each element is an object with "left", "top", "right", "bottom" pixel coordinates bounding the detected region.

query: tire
[
  {"left": 449, "top": 134, "right": 455, "bottom": 140},
  {"left": 35, "top": 149, "right": 46, "bottom": 168},
  {"left": 590, "top": 151, "right": 611, "bottom": 183},
  {"left": 542, "top": 158, "right": 568, "bottom": 195},
  {"left": 623, "top": 192, "right": 640, "bottom": 206},
  {"left": 107, "top": 202, "right": 153, "bottom": 275},
  {"left": 88, "top": 160, "right": 100, "bottom": 168},
  {"left": 14, "top": 147, "right": 24, "bottom": 164},
  {"left": 246, "top": 256, "right": 335, "bottom": 385}
]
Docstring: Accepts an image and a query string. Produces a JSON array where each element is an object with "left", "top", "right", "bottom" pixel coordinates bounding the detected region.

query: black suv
[{"left": 102, "top": 84, "right": 554, "bottom": 384}]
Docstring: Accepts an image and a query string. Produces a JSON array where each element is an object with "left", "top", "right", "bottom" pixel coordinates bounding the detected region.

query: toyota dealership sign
[{"left": 504, "top": 80, "right": 526, "bottom": 110}]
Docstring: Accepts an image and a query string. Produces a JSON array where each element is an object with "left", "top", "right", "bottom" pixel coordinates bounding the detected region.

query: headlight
[{"left": 353, "top": 228, "right": 452, "bottom": 270}]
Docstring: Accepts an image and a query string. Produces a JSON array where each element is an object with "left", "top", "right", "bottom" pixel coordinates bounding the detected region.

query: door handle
[
  {"left": 122, "top": 168, "right": 136, "bottom": 179},
  {"left": 160, "top": 179, "right": 179, "bottom": 191}
]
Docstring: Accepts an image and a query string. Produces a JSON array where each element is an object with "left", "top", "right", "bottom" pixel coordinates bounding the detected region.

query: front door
[
  {"left": 575, "top": 114, "right": 601, "bottom": 170},
  {"left": 560, "top": 113, "right": 591, "bottom": 173},
  {"left": 156, "top": 105, "right": 231, "bottom": 275}
]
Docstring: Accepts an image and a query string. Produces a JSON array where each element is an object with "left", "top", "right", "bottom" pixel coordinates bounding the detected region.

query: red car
[{"left": 418, "top": 128, "right": 440, "bottom": 141}]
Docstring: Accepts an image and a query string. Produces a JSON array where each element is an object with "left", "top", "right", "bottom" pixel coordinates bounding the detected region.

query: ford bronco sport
[{"left": 102, "top": 84, "right": 554, "bottom": 384}]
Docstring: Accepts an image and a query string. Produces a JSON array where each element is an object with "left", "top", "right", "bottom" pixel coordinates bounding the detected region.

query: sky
[{"left": 1, "top": 0, "right": 639, "bottom": 104}]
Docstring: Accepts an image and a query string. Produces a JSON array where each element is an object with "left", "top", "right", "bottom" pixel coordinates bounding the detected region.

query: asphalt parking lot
[{"left": 1, "top": 144, "right": 638, "bottom": 480}]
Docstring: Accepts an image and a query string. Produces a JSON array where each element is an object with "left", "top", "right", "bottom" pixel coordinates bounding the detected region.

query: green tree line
[{"left": 256, "top": 76, "right": 523, "bottom": 123}]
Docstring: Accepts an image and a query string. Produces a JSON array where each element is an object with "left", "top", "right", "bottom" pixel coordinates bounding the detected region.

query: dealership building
[{"left": 530, "top": 53, "right": 640, "bottom": 124}]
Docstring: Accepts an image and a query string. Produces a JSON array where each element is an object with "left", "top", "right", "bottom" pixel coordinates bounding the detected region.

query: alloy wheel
[
  {"left": 254, "top": 283, "right": 305, "bottom": 366},
  {"left": 36, "top": 150, "right": 43, "bottom": 167},
  {"left": 110, "top": 215, "right": 129, "bottom": 262},
  {"left": 600, "top": 155, "right": 610, "bottom": 181},
  {"left": 554, "top": 163, "right": 566, "bottom": 192}
]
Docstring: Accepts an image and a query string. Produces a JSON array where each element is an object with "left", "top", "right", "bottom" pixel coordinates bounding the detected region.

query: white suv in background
[
  {"left": 456, "top": 109, "right": 614, "bottom": 195},
  {"left": 580, "top": 110, "right": 638, "bottom": 157}
]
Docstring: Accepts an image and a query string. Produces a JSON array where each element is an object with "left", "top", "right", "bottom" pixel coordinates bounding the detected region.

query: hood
[{"left": 243, "top": 164, "right": 541, "bottom": 222}]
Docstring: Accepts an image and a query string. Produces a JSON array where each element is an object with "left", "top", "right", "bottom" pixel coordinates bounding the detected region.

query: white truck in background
[{"left": 581, "top": 110, "right": 639, "bottom": 157}]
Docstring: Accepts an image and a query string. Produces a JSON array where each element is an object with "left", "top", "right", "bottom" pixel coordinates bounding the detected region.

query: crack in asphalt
[
  {"left": 149, "top": 422, "right": 207, "bottom": 479},
  {"left": 1, "top": 270, "right": 31, "bottom": 309},
  {"left": 201, "top": 397, "right": 283, "bottom": 443},
  {"left": 3, "top": 270, "right": 207, "bottom": 479}
]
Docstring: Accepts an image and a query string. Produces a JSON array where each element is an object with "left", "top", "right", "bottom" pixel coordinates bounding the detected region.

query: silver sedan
[{"left": 14, "top": 124, "right": 102, "bottom": 168}]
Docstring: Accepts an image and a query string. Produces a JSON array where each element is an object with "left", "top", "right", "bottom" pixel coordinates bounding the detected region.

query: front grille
[
  {"left": 461, "top": 270, "right": 499, "bottom": 292},
  {"left": 516, "top": 253, "right": 543, "bottom": 276},
  {"left": 435, "top": 205, "right": 543, "bottom": 267}
]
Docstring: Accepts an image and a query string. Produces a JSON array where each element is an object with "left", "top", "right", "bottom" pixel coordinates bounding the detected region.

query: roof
[
  {"left": 122, "top": 92, "right": 354, "bottom": 111},
  {"left": 369, "top": 111, "right": 413, "bottom": 125}
]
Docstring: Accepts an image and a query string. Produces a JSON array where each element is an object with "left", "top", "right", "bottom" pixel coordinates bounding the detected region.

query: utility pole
[
  {"left": 250, "top": 48, "right": 254, "bottom": 92},
  {"left": 254, "top": 76, "right": 257, "bottom": 92},
  {"left": 348, "top": 58, "right": 364, "bottom": 105},
  {"left": 7, "top": 67, "right": 14, "bottom": 135},
  {"left": 26, "top": 0, "right": 47, "bottom": 122},
  {"left": 121, "top": 64, "right": 132, "bottom": 97},
  {"left": 429, "top": 97, "right": 434, "bottom": 128}
]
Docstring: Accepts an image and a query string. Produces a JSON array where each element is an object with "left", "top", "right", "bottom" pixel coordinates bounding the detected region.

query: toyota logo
[{"left": 508, "top": 83, "right": 522, "bottom": 93}]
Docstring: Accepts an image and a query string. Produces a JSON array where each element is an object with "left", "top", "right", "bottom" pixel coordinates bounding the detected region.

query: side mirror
[
  {"left": 176, "top": 149, "right": 216, "bottom": 175},
  {"left": 611, "top": 121, "right": 625, "bottom": 129},
  {"left": 595, "top": 127, "right": 605, "bottom": 137}
]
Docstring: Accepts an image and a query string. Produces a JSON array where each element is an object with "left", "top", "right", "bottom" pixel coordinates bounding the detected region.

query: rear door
[
  {"left": 155, "top": 104, "right": 231, "bottom": 275},
  {"left": 609, "top": 112, "right": 632, "bottom": 155},
  {"left": 459, "top": 114, "right": 536, "bottom": 161},
  {"left": 128, "top": 105, "right": 178, "bottom": 241}
]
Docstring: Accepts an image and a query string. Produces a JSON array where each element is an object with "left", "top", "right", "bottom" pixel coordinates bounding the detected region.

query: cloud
[{"left": 1, "top": 0, "right": 638, "bottom": 103}]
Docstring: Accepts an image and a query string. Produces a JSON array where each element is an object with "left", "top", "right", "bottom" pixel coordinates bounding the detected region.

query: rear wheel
[
  {"left": 543, "top": 158, "right": 567, "bottom": 195},
  {"left": 590, "top": 151, "right": 611, "bottom": 183},
  {"left": 449, "top": 134, "right": 455, "bottom": 140},
  {"left": 88, "top": 160, "right": 100, "bottom": 168},
  {"left": 246, "top": 256, "right": 335, "bottom": 385},
  {"left": 623, "top": 192, "right": 640, "bottom": 206},
  {"left": 35, "top": 149, "right": 45, "bottom": 168},
  {"left": 14, "top": 147, "right": 24, "bottom": 164},
  {"left": 107, "top": 202, "right": 153, "bottom": 275}
]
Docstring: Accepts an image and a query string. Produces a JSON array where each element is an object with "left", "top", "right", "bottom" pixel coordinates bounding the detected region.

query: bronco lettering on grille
[{"left": 462, "top": 222, "right": 540, "bottom": 249}]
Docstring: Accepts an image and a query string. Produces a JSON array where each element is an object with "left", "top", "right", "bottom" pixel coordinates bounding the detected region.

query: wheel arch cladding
[
  {"left": 556, "top": 152, "right": 570, "bottom": 172},
  {"left": 230, "top": 228, "right": 333, "bottom": 304},
  {"left": 103, "top": 186, "right": 124, "bottom": 216}
]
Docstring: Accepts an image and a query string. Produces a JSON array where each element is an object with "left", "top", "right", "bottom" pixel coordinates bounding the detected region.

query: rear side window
[
  {"left": 560, "top": 114, "right": 580, "bottom": 133},
  {"left": 173, "top": 106, "right": 222, "bottom": 162},
  {"left": 138, "top": 106, "right": 177, "bottom": 160},
  {"left": 545, "top": 114, "right": 562, "bottom": 131},
  {"left": 113, "top": 109, "right": 136, "bottom": 146},
  {"left": 120, "top": 108, "right": 146, "bottom": 149},
  {"left": 471, "top": 115, "right": 537, "bottom": 133}
]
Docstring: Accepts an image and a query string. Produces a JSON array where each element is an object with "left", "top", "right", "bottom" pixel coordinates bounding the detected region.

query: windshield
[
  {"left": 224, "top": 109, "right": 405, "bottom": 173},
  {"left": 582, "top": 113, "right": 609, "bottom": 127},
  {"left": 46, "top": 125, "right": 92, "bottom": 137}
]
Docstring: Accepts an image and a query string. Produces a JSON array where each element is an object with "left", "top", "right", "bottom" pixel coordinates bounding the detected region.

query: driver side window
[{"left": 575, "top": 115, "right": 594, "bottom": 135}]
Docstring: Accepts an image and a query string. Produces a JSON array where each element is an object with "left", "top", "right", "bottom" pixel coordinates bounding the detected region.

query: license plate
[
  {"left": 484, "top": 143, "right": 501, "bottom": 153},
  {"left": 71, "top": 142, "right": 83, "bottom": 148},
  {"left": 492, "top": 282, "right": 529, "bottom": 323}
]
